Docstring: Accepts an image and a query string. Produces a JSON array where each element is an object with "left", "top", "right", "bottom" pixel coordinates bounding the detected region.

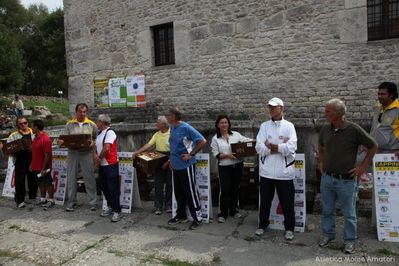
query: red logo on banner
[
  {"left": 11, "top": 170, "right": 15, "bottom": 188},
  {"left": 276, "top": 202, "right": 283, "bottom": 215},
  {"left": 53, "top": 171, "right": 59, "bottom": 191}
]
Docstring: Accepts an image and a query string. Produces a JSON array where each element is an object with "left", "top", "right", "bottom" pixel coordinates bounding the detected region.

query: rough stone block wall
[{"left": 64, "top": 0, "right": 399, "bottom": 126}]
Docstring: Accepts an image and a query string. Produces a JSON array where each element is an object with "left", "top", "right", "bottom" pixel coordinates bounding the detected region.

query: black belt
[{"left": 325, "top": 172, "right": 354, "bottom": 180}]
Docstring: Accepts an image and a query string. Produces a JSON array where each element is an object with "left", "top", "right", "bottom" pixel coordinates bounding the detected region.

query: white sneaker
[
  {"left": 233, "top": 213, "right": 242, "bottom": 219},
  {"left": 111, "top": 212, "right": 121, "bottom": 222},
  {"left": 101, "top": 207, "right": 112, "bottom": 217},
  {"left": 285, "top": 230, "right": 294, "bottom": 240},
  {"left": 255, "top": 228, "right": 265, "bottom": 236},
  {"left": 218, "top": 217, "right": 226, "bottom": 223},
  {"left": 17, "top": 202, "right": 26, "bottom": 208}
]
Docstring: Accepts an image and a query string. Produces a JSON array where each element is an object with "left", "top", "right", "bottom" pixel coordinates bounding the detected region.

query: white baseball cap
[{"left": 268, "top": 97, "right": 284, "bottom": 107}]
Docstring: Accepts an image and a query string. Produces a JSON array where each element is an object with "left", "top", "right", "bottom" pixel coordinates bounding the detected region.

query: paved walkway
[{"left": 0, "top": 192, "right": 398, "bottom": 266}]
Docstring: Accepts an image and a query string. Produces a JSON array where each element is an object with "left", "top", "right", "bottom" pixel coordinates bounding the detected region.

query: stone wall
[
  {"left": 64, "top": 0, "right": 399, "bottom": 126},
  {"left": 63, "top": 0, "right": 399, "bottom": 185}
]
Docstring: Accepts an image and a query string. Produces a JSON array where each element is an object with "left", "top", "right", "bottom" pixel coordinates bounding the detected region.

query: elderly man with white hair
[
  {"left": 133, "top": 116, "right": 172, "bottom": 215},
  {"left": 94, "top": 114, "right": 121, "bottom": 222},
  {"left": 318, "top": 98, "right": 377, "bottom": 254}
]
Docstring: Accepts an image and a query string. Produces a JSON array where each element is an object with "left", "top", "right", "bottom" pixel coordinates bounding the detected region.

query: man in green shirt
[{"left": 318, "top": 98, "right": 377, "bottom": 254}]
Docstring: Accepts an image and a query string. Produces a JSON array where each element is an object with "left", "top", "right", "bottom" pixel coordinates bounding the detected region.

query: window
[
  {"left": 368, "top": 0, "right": 399, "bottom": 40},
  {"left": 152, "top": 23, "right": 175, "bottom": 66}
]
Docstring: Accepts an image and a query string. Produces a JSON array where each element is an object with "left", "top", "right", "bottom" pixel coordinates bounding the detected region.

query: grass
[
  {"left": 0, "top": 249, "right": 22, "bottom": 259},
  {"left": 141, "top": 255, "right": 195, "bottom": 266},
  {"left": 83, "top": 221, "right": 95, "bottom": 227},
  {"left": 8, "top": 224, "right": 27, "bottom": 232},
  {"left": 374, "top": 248, "right": 399, "bottom": 256},
  {"left": 24, "top": 98, "right": 69, "bottom": 117},
  {"left": 107, "top": 250, "right": 126, "bottom": 257}
]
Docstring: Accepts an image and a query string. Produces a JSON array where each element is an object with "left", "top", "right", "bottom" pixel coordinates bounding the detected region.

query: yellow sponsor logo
[
  {"left": 389, "top": 231, "right": 398, "bottom": 237},
  {"left": 196, "top": 160, "right": 208, "bottom": 167},
  {"left": 295, "top": 160, "right": 304, "bottom": 169},
  {"left": 119, "top": 158, "right": 132, "bottom": 164}
]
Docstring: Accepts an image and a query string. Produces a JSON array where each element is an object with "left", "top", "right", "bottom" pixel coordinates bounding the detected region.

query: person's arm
[
  {"left": 133, "top": 143, "right": 153, "bottom": 159},
  {"left": 41, "top": 153, "right": 50, "bottom": 176},
  {"left": 20, "top": 100, "right": 24, "bottom": 110},
  {"left": 276, "top": 123, "right": 297, "bottom": 156},
  {"left": 255, "top": 123, "right": 271, "bottom": 156},
  {"left": 318, "top": 144, "right": 325, "bottom": 174},
  {"left": 238, "top": 132, "right": 253, "bottom": 143},
  {"left": 348, "top": 143, "right": 378, "bottom": 177},
  {"left": 181, "top": 139, "right": 207, "bottom": 161}
]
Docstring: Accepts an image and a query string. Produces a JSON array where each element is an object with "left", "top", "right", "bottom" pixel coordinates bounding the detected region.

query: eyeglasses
[{"left": 18, "top": 122, "right": 28, "bottom": 125}]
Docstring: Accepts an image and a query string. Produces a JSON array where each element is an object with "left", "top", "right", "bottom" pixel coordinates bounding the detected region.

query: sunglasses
[{"left": 18, "top": 121, "right": 28, "bottom": 125}]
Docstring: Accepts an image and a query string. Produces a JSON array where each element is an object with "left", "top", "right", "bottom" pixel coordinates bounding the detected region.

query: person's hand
[
  {"left": 88, "top": 140, "right": 94, "bottom": 147},
  {"left": 93, "top": 155, "right": 101, "bottom": 168},
  {"left": 29, "top": 164, "right": 32, "bottom": 172},
  {"left": 0, "top": 142, "right": 3, "bottom": 150},
  {"left": 57, "top": 139, "right": 64, "bottom": 146},
  {"left": 348, "top": 164, "right": 368, "bottom": 177},
  {"left": 132, "top": 152, "right": 138, "bottom": 160},
  {"left": 395, "top": 150, "right": 399, "bottom": 159},
  {"left": 40, "top": 169, "right": 47, "bottom": 177},
  {"left": 161, "top": 160, "right": 170, "bottom": 170},
  {"left": 181, "top": 153, "right": 192, "bottom": 161}
]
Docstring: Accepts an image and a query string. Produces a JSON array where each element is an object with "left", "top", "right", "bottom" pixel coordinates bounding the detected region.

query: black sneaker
[
  {"left": 168, "top": 217, "right": 188, "bottom": 225},
  {"left": 43, "top": 201, "right": 55, "bottom": 210},
  {"left": 189, "top": 220, "right": 202, "bottom": 230}
]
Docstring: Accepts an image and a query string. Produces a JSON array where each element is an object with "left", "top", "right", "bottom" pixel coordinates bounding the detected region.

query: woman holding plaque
[{"left": 211, "top": 115, "right": 252, "bottom": 223}]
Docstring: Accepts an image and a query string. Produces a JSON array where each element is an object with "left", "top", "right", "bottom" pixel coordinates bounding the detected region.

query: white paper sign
[{"left": 373, "top": 153, "right": 399, "bottom": 242}]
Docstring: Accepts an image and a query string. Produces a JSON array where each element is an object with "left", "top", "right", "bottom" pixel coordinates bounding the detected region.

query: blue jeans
[{"left": 320, "top": 172, "right": 357, "bottom": 244}]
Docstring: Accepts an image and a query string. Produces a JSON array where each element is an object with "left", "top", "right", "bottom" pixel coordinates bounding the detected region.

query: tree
[
  {"left": 0, "top": 25, "right": 24, "bottom": 93},
  {"left": 0, "top": 0, "right": 26, "bottom": 93}
]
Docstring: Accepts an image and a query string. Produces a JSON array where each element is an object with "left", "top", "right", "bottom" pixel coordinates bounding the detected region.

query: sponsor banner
[
  {"left": 108, "top": 78, "right": 127, "bottom": 108},
  {"left": 3, "top": 151, "right": 68, "bottom": 206},
  {"left": 94, "top": 78, "right": 109, "bottom": 108},
  {"left": 266, "top": 153, "right": 306, "bottom": 232},
  {"left": 373, "top": 154, "right": 399, "bottom": 242},
  {"left": 2, "top": 157, "right": 15, "bottom": 197},
  {"left": 102, "top": 152, "right": 134, "bottom": 214},
  {"left": 52, "top": 150, "right": 68, "bottom": 205},
  {"left": 172, "top": 153, "right": 211, "bottom": 223},
  {"left": 126, "top": 75, "right": 146, "bottom": 107}
]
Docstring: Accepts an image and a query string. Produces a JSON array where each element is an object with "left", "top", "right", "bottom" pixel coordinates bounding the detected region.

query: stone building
[{"left": 63, "top": 0, "right": 399, "bottom": 189}]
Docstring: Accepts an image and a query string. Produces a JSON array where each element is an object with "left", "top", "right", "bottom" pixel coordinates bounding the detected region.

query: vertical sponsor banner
[
  {"left": 94, "top": 78, "right": 110, "bottom": 108},
  {"left": 2, "top": 151, "right": 68, "bottom": 205},
  {"left": 108, "top": 78, "right": 127, "bottom": 108},
  {"left": 52, "top": 150, "right": 68, "bottom": 205},
  {"left": 2, "top": 157, "right": 15, "bottom": 197},
  {"left": 373, "top": 154, "right": 399, "bottom": 242},
  {"left": 266, "top": 153, "right": 306, "bottom": 232},
  {"left": 172, "top": 153, "right": 211, "bottom": 223},
  {"left": 102, "top": 152, "right": 134, "bottom": 214},
  {"left": 126, "top": 75, "right": 146, "bottom": 107}
]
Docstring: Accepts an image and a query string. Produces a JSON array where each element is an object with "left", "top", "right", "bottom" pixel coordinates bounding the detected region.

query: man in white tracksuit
[{"left": 255, "top": 97, "right": 297, "bottom": 240}]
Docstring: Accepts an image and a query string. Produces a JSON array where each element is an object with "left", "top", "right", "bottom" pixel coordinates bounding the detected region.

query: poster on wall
[
  {"left": 102, "top": 152, "right": 134, "bottom": 214},
  {"left": 266, "top": 153, "right": 306, "bottom": 233},
  {"left": 2, "top": 151, "right": 68, "bottom": 206},
  {"left": 373, "top": 154, "right": 399, "bottom": 242},
  {"left": 126, "top": 75, "right": 146, "bottom": 107},
  {"left": 172, "top": 153, "right": 211, "bottom": 223},
  {"left": 108, "top": 78, "right": 127, "bottom": 108},
  {"left": 94, "top": 78, "right": 109, "bottom": 108}
]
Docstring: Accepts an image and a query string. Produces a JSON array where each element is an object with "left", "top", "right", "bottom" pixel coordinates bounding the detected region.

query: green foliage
[
  {"left": 0, "top": 0, "right": 66, "bottom": 96},
  {"left": 0, "top": 25, "right": 24, "bottom": 93}
]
